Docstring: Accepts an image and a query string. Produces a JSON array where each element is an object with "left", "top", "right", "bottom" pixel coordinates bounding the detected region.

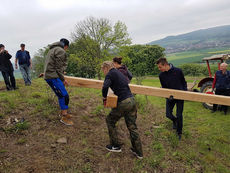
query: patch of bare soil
[{"left": 0, "top": 81, "right": 188, "bottom": 173}]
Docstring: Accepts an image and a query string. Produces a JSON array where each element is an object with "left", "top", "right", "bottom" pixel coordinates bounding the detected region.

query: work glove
[{"left": 103, "top": 98, "right": 107, "bottom": 106}]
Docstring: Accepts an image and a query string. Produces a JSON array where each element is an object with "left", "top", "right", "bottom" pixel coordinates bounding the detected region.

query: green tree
[
  {"left": 32, "top": 47, "right": 49, "bottom": 78},
  {"left": 119, "top": 45, "right": 165, "bottom": 85},
  {"left": 71, "top": 16, "right": 131, "bottom": 79}
]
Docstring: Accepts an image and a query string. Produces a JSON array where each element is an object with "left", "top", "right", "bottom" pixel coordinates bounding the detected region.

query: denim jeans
[
  {"left": 19, "top": 64, "right": 31, "bottom": 85},
  {"left": 166, "top": 98, "right": 184, "bottom": 134}
]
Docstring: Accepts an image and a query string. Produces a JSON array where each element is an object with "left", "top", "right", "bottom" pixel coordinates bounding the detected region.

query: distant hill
[{"left": 149, "top": 25, "right": 230, "bottom": 53}]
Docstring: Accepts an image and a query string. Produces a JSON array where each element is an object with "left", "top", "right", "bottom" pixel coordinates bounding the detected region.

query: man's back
[{"left": 44, "top": 42, "right": 67, "bottom": 81}]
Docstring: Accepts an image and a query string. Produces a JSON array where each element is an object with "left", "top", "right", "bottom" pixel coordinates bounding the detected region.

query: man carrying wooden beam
[
  {"left": 101, "top": 61, "right": 143, "bottom": 159},
  {"left": 156, "top": 57, "right": 187, "bottom": 140},
  {"left": 43, "top": 38, "right": 73, "bottom": 126}
]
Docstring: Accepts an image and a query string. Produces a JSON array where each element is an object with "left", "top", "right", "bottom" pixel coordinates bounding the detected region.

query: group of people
[
  {"left": 40, "top": 38, "right": 188, "bottom": 159},
  {"left": 0, "top": 43, "right": 32, "bottom": 90},
  {"left": 1, "top": 38, "right": 228, "bottom": 160}
]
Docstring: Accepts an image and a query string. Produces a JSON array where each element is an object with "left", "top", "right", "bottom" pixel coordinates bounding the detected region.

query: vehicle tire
[{"left": 200, "top": 81, "right": 213, "bottom": 110}]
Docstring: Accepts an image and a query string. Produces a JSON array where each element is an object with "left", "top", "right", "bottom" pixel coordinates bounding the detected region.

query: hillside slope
[
  {"left": 149, "top": 25, "right": 230, "bottom": 53},
  {"left": 0, "top": 78, "right": 230, "bottom": 173}
]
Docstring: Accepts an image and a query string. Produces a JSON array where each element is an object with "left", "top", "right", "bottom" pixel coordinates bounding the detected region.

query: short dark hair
[
  {"left": 20, "top": 43, "right": 25, "bottom": 47},
  {"left": 0, "top": 44, "right": 4, "bottom": 48},
  {"left": 60, "top": 38, "right": 69, "bottom": 47},
  {"left": 113, "top": 57, "right": 122, "bottom": 64},
  {"left": 156, "top": 57, "right": 168, "bottom": 65}
]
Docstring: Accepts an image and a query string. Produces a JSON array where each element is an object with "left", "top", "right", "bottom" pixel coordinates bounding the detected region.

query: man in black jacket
[
  {"left": 156, "top": 57, "right": 187, "bottom": 140},
  {"left": 0, "top": 44, "right": 17, "bottom": 90}
]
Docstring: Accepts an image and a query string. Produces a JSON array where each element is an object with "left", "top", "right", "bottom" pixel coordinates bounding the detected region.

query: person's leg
[
  {"left": 106, "top": 107, "right": 123, "bottom": 147},
  {"left": 222, "top": 89, "right": 228, "bottom": 115},
  {"left": 45, "top": 78, "right": 73, "bottom": 125},
  {"left": 213, "top": 89, "right": 222, "bottom": 112},
  {"left": 123, "top": 97, "right": 143, "bottom": 158},
  {"left": 24, "top": 65, "right": 31, "bottom": 85},
  {"left": 1, "top": 71, "right": 11, "bottom": 90},
  {"left": 9, "top": 70, "right": 16, "bottom": 89},
  {"left": 176, "top": 100, "right": 184, "bottom": 138},
  {"left": 166, "top": 99, "right": 177, "bottom": 128},
  {"left": 19, "top": 65, "right": 29, "bottom": 85}
]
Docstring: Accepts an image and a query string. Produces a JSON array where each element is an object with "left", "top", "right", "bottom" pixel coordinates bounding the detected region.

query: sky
[{"left": 0, "top": 0, "right": 230, "bottom": 59}]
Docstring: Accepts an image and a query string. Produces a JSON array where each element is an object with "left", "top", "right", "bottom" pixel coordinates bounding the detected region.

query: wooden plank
[
  {"left": 65, "top": 76, "right": 230, "bottom": 106},
  {"left": 65, "top": 76, "right": 103, "bottom": 89},
  {"left": 105, "top": 94, "right": 118, "bottom": 108}
]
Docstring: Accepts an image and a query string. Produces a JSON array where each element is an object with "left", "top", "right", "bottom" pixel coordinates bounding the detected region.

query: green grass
[
  {"left": 132, "top": 77, "right": 230, "bottom": 173},
  {"left": 0, "top": 77, "right": 229, "bottom": 172},
  {"left": 167, "top": 47, "right": 230, "bottom": 66}
]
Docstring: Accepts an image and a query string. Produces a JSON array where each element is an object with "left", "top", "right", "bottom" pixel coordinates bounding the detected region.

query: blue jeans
[
  {"left": 19, "top": 64, "right": 31, "bottom": 85},
  {"left": 45, "top": 78, "right": 69, "bottom": 110}
]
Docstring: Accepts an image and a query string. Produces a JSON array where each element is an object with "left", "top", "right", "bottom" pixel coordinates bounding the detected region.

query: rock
[
  {"left": 51, "top": 144, "right": 56, "bottom": 148},
  {"left": 6, "top": 118, "right": 11, "bottom": 125},
  {"left": 56, "top": 137, "right": 67, "bottom": 144}
]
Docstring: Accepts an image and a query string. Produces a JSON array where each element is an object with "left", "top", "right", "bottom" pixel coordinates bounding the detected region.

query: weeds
[{"left": 3, "top": 121, "right": 30, "bottom": 133}]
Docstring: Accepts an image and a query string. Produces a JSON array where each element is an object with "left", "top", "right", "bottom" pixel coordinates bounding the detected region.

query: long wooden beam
[{"left": 65, "top": 76, "right": 230, "bottom": 106}]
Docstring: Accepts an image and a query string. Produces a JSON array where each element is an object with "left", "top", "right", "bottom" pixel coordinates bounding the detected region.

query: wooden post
[
  {"left": 65, "top": 76, "right": 230, "bottom": 106},
  {"left": 105, "top": 94, "right": 118, "bottom": 108}
]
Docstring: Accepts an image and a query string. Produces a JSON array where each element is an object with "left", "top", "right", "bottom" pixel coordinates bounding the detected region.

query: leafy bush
[{"left": 179, "top": 63, "right": 208, "bottom": 76}]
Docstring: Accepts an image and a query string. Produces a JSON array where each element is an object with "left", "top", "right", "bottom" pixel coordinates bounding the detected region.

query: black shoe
[
  {"left": 173, "top": 120, "right": 177, "bottom": 129},
  {"left": 224, "top": 111, "right": 227, "bottom": 115},
  {"left": 7, "top": 87, "right": 13, "bottom": 91},
  {"left": 13, "top": 87, "right": 19, "bottom": 90},
  {"left": 211, "top": 110, "right": 216, "bottom": 113},
  {"left": 130, "top": 148, "right": 143, "bottom": 159},
  {"left": 106, "top": 145, "right": 121, "bottom": 152}
]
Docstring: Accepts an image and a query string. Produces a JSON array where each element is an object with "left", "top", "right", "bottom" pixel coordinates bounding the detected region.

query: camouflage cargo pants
[{"left": 106, "top": 97, "right": 143, "bottom": 156}]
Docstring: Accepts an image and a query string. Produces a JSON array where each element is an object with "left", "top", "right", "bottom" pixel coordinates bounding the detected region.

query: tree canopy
[{"left": 70, "top": 16, "right": 131, "bottom": 79}]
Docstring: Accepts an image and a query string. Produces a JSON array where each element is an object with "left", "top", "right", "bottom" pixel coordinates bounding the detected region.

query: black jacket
[
  {"left": 159, "top": 64, "right": 187, "bottom": 91},
  {"left": 0, "top": 51, "right": 14, "bottom": 72},
  {"left": 117, "top": 65, "right": 133, "bottom": 83},
  {"left": 102, "top": 68, "right": 133, "bottom": 102}
]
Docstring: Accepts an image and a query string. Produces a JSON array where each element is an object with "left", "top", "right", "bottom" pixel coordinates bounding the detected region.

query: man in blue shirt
[{"left": 15, "top": 43, "right": 32, "bottom": 86}]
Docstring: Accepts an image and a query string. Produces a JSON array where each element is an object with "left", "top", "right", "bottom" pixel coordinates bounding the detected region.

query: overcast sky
[{"left": 1, "top": 0, "right": 230, "bottom": 59}]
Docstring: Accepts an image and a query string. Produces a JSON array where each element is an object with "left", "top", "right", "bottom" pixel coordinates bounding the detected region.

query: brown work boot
[
  {"left": 60, "top": 116, "right": 74, "bottom": 126},
  {"left": 59, "top": 114, "right": 73, "bottom": 119}
]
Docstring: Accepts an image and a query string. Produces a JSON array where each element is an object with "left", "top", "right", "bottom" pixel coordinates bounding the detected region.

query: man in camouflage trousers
[{"left": 101, "top": 61, "right": 143, "bottom": 159}]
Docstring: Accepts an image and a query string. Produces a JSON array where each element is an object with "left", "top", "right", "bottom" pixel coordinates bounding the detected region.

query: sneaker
[
  {"left": 106, "top": 145, "right": 121, "bottom": 152},
  {"left": 59, "top": 114, "right": 73, "bottom": 119},
  {"left": 130, "top": 148, "right": 143, "bottom": 159},
  {"left": 60, "top": 116, "right": 74, "bottom": 126}
]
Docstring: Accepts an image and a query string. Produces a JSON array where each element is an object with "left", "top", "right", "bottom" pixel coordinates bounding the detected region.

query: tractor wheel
[{"left": 200, "top": 81, "right": 213, "bottom": 110}]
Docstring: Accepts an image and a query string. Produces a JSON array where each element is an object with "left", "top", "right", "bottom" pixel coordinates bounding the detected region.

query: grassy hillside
[
  {"left": 149, "top": 25, "right": 230, "bottom": 54},
  {"left": 166, "top": 47, "right": 230, "bottom": 66},
  {"left": 0, "top": 78, "right": 230, "bottom": 173}
]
